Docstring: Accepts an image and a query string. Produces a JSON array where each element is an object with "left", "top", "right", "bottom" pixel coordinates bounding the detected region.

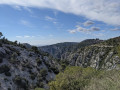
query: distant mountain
[
  {"left": 39, "top": 42, "right": 78, "bottom": 59},
  {"left": 60, "top": 36, "right": 120, "bottom": 69},
  {"left": 40, "top": 37, "right": 120, "bottom": 70},
  {"left": 39, "top": 39, "right": 103, "bottom": 59}
]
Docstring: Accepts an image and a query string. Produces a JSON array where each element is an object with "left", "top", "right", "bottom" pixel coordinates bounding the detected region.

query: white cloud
[
  {"left": 111, "top": 28, "right": 120, "bottom": 31},
  {"left": 75, "top": 25, "right": 89, "bottom": 32},
  {"left": 24, "top": 7, "right": 33, "bottom": 13},
  {"left": 91, "top": 27, "right": 100, "bottom": 31},
  {"left": 49, "top": 34, "right": 53, "bottom": 37},
  {"left": 53, "top": 21, "right": 57, "bottom": 24},
  {"left": 45, "top": 16, "right": 57, "bottom": 24},
  {"left": 20, "top": 20, "right": 32, "bottom": 27},
  {"left": 24, "top": 35, "right": 30, "bottom": 38},
  {"left": 16, "top": 35, "right": 35, "bottom": 38},
  {"left": 16, "top": 36, "right": 22, "bottom": 38},
  {"left": 69, "top": 30, "right": 76, "bottom": 34},
  {"left": 0, "top": 0, "right": 120, "bottom": 26},
  {"left": 12, "top": 5, "right": 21, "bottom": 11},
  {"left": 53, "top": 11, "right": 58, "bottom": 17},
  {"left": 12, "top": 5, "right": 33, "bottom": 13},
  {"left": 92, "top": 33, "right": 105, "bottom": 37},
  {"left": 84, "top": 21, "right": 94, "bottom": 26},
  {"left": 45, "top": 16, "right": 56, "bottom": 21},
  {"left": 69, "top": 25, "right": 100, "bottom": 34}
]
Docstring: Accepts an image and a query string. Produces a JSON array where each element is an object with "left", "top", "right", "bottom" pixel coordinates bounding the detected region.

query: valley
[{"left": 0, "top": 33, "right": 120, "bottom": 90}]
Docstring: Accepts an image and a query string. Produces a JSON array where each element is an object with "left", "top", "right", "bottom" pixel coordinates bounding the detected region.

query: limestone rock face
[
  {"left": 40, "top": 37, "right": 120, "bottom": 70},
  {"left": 61, "top": 46, "right": 120, "bottom": 70}
]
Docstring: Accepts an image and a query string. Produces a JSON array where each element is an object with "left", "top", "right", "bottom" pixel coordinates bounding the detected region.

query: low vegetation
[{"left": 48, "top": 66, "right": 120, "bottom": 90}]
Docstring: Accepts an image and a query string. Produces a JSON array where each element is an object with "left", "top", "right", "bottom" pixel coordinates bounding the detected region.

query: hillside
[
  {"left": 40, "top": 37, "right": 120, "bottom": 70},
  {"left": 39, "top": 42, "right": 78, "bottom": 59},
  {"left": 0, "top": 38, "right": 60, "bottom": 90},
  {"left": 60, "top": 36, "right": 120, "bottom": 69},
  {"left": 0, "top": 34, "right": 120, "bottom": 90},
  {"left": 39, "top": 39, "right": 102, "bottom": 59}
]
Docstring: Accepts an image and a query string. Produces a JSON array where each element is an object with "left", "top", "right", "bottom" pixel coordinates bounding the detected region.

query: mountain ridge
[
  {"left": 40, "top": 36, "right": 120, "bottom": 70},
  {"left": 0, "top": 34, "right": 120, "bottom": 90}
]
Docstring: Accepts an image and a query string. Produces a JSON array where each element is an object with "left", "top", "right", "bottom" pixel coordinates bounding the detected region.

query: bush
[
  {"left": 10, "top": 52, "right": 18, "bottom": 64},
  {"left": 36, "top": 58, "right": 42, "bottom": 66},
  {"left": 49, "top": 66, "right": 120, "bottom": 90},
  {"left": 35, "top": 88, "right": 45, "bottom": 90},
  {"left": 8, "top": 88, "right": 11, "bottom": 90},
  {"left": 14, "top": 76, "right": 28, "bottom": 89},
  {"left": 0, "top": 58, "right": 3, "bottom": 63},
  {"left": 30, "top": 73, "right": 36, "bottom": 80},
  {"left": 84, "top": 70, "right": 120, "bottom": 90},
  {"left": 50, "top": 66, "right": 59, "bottom": 74},
  {"left": 32, "top": 46, "right": 40, "bottom": 54},
  {"left": 29, "top": 53, "right": 33, "bottom": 57},
  {"left": 36, "top": 82, "right": 44, "bottom": 88},
  {"left": 49, "top": 66, "right": 98, "bottom": 90},
  {"left": 37, "top": 74, "right": 43, "bottom": 82},
  {"left": 0, "top": 65, "right": 10, "bottom": 74},
  {"left": 5, "top": 72, "right": 11, "bottom": 76},
  {"left": 40, "top": 68, "right": 48, "bottom": 78}
]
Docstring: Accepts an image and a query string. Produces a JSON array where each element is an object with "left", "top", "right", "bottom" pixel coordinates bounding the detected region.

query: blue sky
[{"left": 0, "top": 0, "right": 120, "bottom": 45}]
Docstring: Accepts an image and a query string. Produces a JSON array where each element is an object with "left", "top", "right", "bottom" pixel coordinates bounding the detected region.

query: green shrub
[
  {"left": 0, "top": 58, "right": 3, "bottom": 63},
  {"left": 50, "top": 66, "right": 59, "bottom": 74},
  {"left": 84, "top": 70, "right": 120, "bottom": 90},
  {"left": 9, "top": 52, "right": 18, "bottom": 64},
  {"left": 49, "top": 66, "right": 120, "bottom": 90},
  {"left": 32, "top": 46, "right": 40, "bottom": 54},
  {"left": 35, "top": 88, "right": 45, "bottom": 90},
  {"left": 40, "top": 68, "right": 48, "bottom": 78},
  {"left": 8, "top": 88, "right": 11, "bottom": 90},
  {"left": 37, "top": 74, "right": 43, "bottom": 82},
  {"left": 5, "top": 72, "right": 11, "bottom": 76},
  {"left": 0, "top": 65, "right": 10, "bottom": 74},
  {"left": 30, "top": 73, "right": 36, "bottom": 80},
  {"left": 49, "top": 66, "right": 97, "bottom": 90},
  {"left": 29, "top": 53, "right": 33, "bottom": 57},
  {"left": 36, "top": 58, "right": 42, "bottom": 65},
  {"left": 116, "top": 45, "right": 120, "bottom": 57},
  {"left": 14, "top": 76, "right": 28, "bottom": 89},
  {"left": 36, "top": 82, "right": 44, "bottom": 88}
]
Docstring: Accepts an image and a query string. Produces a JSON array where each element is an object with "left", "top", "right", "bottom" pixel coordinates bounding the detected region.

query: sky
[{"left": 0, "top": 0, "right": 120, "bottom": 45}]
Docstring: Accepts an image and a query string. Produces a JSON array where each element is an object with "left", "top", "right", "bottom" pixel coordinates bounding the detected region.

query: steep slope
[
  {"left": 40, "top": 37, "right": 120, "bottom": 70},
  {"left": 61, "top": 36, "right": 120, "bottom": 69},
  {"left": 0, "top": 39, "right": 60, "bottom": 90},
  {"left": 39, "top": 39, "right": 102, "bottom": 59},
  {"left": 39, "top": 42, "right": 78, "bottom": 59}
]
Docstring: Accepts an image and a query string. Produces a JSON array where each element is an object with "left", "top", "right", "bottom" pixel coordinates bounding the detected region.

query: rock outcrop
[
  {"left": 0, "top": 42, "right": 60, "bottom": 90},
  {"left": 40, "top": 37, "right": 120, "bottom": 70}
]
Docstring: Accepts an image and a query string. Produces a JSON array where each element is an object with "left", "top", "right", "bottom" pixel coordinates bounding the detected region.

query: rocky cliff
[
  {"left": 39, "top": 39, "right": 102, "bottom": 59},
  {"left": 40, "top": 37, "right": 120, "bottom": 70},
  {"left": 0, "top": 39, "right": 60, "bottom": 90}
]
